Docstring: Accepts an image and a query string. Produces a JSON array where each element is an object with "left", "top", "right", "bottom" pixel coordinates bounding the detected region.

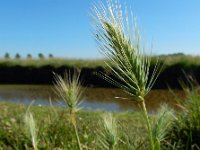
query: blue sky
[{"left": 0, "top": 0, "right": 200, "bottom": 58}]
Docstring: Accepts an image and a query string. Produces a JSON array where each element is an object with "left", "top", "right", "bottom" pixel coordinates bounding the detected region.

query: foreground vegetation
[
  {"left": 0, "top": 102, "right": 148, "bottom": 149},
  {"left": 0, "top": 86, "right": 200, "bottom": 150}
]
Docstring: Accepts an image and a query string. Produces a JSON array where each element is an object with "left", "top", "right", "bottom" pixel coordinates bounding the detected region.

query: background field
[{"left": 0, "top": 54, "right": 200, "bottom": 88}]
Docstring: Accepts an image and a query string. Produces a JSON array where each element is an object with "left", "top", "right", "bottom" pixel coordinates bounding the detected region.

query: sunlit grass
[
  {"left": 0, "top": 102, "right": 146, "bottom": 149},
  {"left": 24, "top": 109, "right": 38, "bottom": 150},
  {"left": 167, "top": 79, "right": 200, "bottom": 149},
  {"left": 0, "top": 58, "right": 108, "bottom": 68},
  {"left": 98, "top": 112, "right": 118, "bottom": 149},
  {"left": 0, "top": 55, "right": 200, "bottom": 69},
  {"left": 92, "top": 0, "right": 163, "bottom": 149},
  {"left": 53, "top": 71, "right": 83, "bottom": 150}
]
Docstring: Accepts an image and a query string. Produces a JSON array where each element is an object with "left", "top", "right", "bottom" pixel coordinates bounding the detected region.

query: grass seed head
[
  {"left": 98, "top": 112, "right": 118, "bottom": 149},
  {"left": 53, "top": 71, "right": 82, "bottom": 113},
  {"left": 24, "top": 110, "right": 38, "bottom": 150},
  {"left": 92, "top": 0, "right": 161, "bottom": 101}
]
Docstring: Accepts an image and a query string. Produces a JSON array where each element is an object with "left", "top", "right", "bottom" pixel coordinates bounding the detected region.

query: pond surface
[{"left": 0, "top": 85, "right": 185, "bottom": 112}]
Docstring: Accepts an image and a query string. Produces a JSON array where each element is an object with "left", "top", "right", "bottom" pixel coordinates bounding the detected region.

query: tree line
[{"left": 3, "top": 53, "right": 54, "bottom": 59}]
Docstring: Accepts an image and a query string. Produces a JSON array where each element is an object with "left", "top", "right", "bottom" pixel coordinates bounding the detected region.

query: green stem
[
  {"left": 73, "top": 123, "right": 82, "bottom": 150},
  {"left": 110, "top": 144, "right": 115, "bottom": 150},
  {"left": 71, "top": 113, "right": 82, "bottom": 150},
  {"left": 140, "top": 97, "right": 154, "bottom": 150}
]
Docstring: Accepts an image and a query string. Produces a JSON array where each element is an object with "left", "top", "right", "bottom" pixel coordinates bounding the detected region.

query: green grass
[
  {"left": 0, "top": 86, "right": 200, "bottom": 149},
  {"left": 160, "top": 55, "right": 200, "bottom": 67},
  {"left": 0, "top": 55, "right": 200, "bottom": 69},
  {"left": 53, "top": 71, "right": 83, "bottom": 150},
  {"left": 0, "top": 102, "right": 147, "bottom": 149},
  {"left": 0, "top": 58, "right": 108, "bottom": 68},
  {"left": 166, "top": 82, "right": 200, "bottom": 150}
]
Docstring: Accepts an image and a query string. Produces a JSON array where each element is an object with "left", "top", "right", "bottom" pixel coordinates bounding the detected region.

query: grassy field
[
  {"left": 0, "top": 102, "right": 148, "bottom": 149},
  {"left": 0, "top": 55, "right": 200, "bottom": 69},
  {"left": 0, "top": 57, "right": 108, "bottom": 68},
  {"left": 0, "top": 85, "right": 200, "bottom": 150}
]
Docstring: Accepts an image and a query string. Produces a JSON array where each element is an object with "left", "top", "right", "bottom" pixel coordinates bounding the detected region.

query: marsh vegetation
[{"left": 0, "top": 0, "right": 200, "bottom": 149}]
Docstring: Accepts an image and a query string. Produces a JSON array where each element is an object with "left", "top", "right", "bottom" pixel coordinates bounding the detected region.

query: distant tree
[
  {"left": 38, "top": 53, "right": 44, "bottom": 59},
  {"left": 168, "top": 53, "right": 185, "bottom": 56},
  {"left": 49, "top": 53, "right": 53, "bottom": 58},
  {"left": 15, "top": 53, "right": 21, "bottom": 59},
  {"left": 4, "top": 52, "right": 10, "bottom": 59},
  {"left": 174, "top": 53, "right": 185, "bottom": 56},
  {"left": 27, "top": 54, "right": 32, "bottom": 59}
]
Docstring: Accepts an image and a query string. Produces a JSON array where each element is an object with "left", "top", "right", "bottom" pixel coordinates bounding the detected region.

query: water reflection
[{"left": 0, "top": 85, "right": 184, "bottom": 112}]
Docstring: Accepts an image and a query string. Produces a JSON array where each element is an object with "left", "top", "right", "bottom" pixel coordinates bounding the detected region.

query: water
[{"left": 0, "top": 85, "right": 184, "bottom": 112}]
